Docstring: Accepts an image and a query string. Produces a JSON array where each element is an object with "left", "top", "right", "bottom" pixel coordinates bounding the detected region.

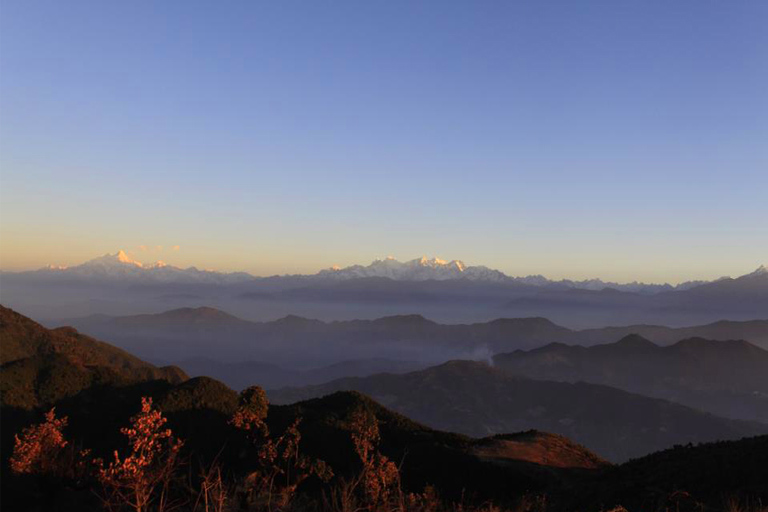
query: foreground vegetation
[
  {"left": 5, "top": 386, "right": 551, "bottom": 512},
  {"left": 4, "top": 384, "right": 768, "bottom": 512}
]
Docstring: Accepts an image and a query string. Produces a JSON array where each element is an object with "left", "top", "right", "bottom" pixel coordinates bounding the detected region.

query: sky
[{"left": 1, "top": 1, "right": 766, "bottom": 284}]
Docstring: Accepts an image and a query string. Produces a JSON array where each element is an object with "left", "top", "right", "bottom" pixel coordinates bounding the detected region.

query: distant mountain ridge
[
  {"left": 316, "top": 255, "right": 719, "bottom": 293},
  {"left": 494, "top": 334, "right": 768, "bottom": 423},
  {"left": 317, "top": 256, "right": 510, "bottom": 283},
  {"left": 4, "top": 252, "right": 766, "bottom": 330},
  {"left": 7, "top": 250, "right": 254, "bottom": 284},
  {"left": 60, "top": 307, "right": 768, "bottom": 369},
  {"left": 6, "top": 250, "right": 763, "bottom": 293}
]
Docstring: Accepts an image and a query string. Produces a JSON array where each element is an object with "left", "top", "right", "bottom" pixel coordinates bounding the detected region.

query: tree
[{"left": 230, "top": 386, "right": 269, "bottom": 437}]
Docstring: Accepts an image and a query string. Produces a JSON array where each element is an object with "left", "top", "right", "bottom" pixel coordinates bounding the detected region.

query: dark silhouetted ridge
[
  {"left": 116, "top": 306, "right": 249, "bottom": 326},
  {"left": 270, "top": 314, "right": 324, "bottom": 327},
  {"left": 613, "top": 334, "right": 658, "bottom": 349},
  {"left": 371, "top": 314, "right": 437, "bottom": 327}
]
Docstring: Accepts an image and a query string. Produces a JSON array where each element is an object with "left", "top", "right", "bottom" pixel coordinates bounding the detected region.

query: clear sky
[{"left": 1, "top": 1, "right": 766, "bottom": 283}]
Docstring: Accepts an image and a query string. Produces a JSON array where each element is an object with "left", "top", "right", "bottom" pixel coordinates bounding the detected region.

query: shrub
[
  {"left": 325, "top": 408, "right": 402, "bottom": 512},
  {"left": 230, "top": 386, "right": 333, "bottom": 511},
  {"left": 94, "top": 397, "right": 184, "bottom": 512},
  {"left": 9, "top": 408, "right": 69, "bottom": 475},
  {"left": 348, "top": 408, "right": 400, "bottom": 506}
]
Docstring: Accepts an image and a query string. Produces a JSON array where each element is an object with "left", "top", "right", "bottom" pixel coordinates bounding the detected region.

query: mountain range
[
  {"left": 5, "top": 250, "right": 761, "bottom": 292},
  {"left": 56, "top": 307, "right": 768, "bottom": 372},
  {"left": 317, "top": 256, "right": 722, "bottom": 294},
  {"left": 6, "top": 250, "right": 255, "bottom": 285},
  {"left": 3, "top": 251, "right": 766, "bottom": 327}
]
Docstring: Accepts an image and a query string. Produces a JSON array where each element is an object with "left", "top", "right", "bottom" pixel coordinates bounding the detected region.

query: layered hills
[
  {"left": 268, "top": 359, "right": 767, "bottom": 462},
  {"left": 495, "top": 334, "right": 768, "bottom": 422},
  {"left": 2, "top": 306, "right": 767, "bottom": 511},
  {"left": 58, "top": 307, "right": 768, "bottom": 372}
]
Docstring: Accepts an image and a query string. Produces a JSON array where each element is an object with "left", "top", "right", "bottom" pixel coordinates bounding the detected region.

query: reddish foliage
[
  {"left": 94, "top": 397, "right": 183, "bottom": 512},
  {"left": 9, "top": 408, "right": 69, "bottom": 475},
  {"left": 349, "top": 409, "right": 400, "bottom": 506}
]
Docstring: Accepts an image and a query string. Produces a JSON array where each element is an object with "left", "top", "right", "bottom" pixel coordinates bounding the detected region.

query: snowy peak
[
  {"left": 76, "top": 250, "right": 145, "bottom": 270},
  {"left": 415, "top": 256, "right": 449, "bottom": 267},
  {"left": 413, "top": 256, "right": 467, "bottom": 272},
  {"left": 32, "top": 250, "right": 255, "bottom": 284},
  {"left": 319, "top": 256, "right": 507, "bottom": 282},
  {"left": 78, "top": 250, "right": 144, "bottom": 270},
  {"left": 116, "top": 250, "right": 142, "bottom": 267}
]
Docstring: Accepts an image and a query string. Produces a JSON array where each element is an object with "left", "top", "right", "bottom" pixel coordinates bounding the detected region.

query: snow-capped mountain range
[
  {"left": 23, "top": 250, "right": 254, "bottom": 285},
  {"left": 6, "top": 250, "right": 766, "bottom": 294},
  {"left": 316, "top": 256, "right": 714, "bottom": 293},
  {"left": 316, "top": 256, "right": 509, "bottom": 282}
]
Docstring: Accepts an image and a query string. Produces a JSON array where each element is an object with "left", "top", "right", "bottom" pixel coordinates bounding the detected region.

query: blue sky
[{"left": 1, "top": 1, "right": 766, "bottom": 282}]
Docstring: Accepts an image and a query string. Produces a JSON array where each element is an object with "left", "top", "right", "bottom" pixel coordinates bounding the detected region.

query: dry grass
[{"left": 723, "top": 497, "right": 768, "bottom": 512}]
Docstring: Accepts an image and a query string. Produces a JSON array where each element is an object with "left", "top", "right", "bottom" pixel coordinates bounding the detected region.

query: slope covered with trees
[{"left": 0, "top": 305, "right": 187, "bottom": 410}]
